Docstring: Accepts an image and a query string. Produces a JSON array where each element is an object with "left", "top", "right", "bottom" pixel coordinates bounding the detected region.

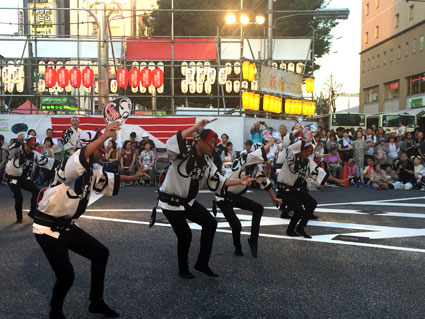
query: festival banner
[{"left": 259, "top": 65, "right": 303, "bottom": 98}]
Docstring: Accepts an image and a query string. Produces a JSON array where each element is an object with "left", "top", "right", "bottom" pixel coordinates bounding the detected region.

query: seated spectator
[
  {"left": 347, "top": 158, "right": 361, "bottom": 184},
  {"left": 374, "top": 138, "right": 387, "bottom": 166},
  {"left": 222, "top": 142, "right": 236, "bottom": 176},
  {"left": 386, "top": 136, "right": 399, "bottom": 165},
  {"left": 396, "top": 153, "right": 415, "bottom": 189},
  {"left": 416, "top": 166, "right": 425, "bottom": 191},
  {"left": 385, "top": 165, "right": 399, "bottom": 189},
  {"left": 139, "top": 142, "right": 155, "bottom": 185},
  {"left": 120, "top": 140, "right": 137, "bottom": 185},
  {"left": 104, "top": 140, "right": 119, "bottom": 173},
  {"left": 324, "top": 147, "right": 342, "bottom": 179},
  {"left": 27, "top": 128, "right": 41, "bottom": 145},
  {"left": 240, "top": 140, "right": 253, "bottom": 158},
  {"left": 140, "top": 132, "right": 156, "bottom": 155},
  {"left": 370, "top": 163, "right": 390, "bottom": 190},
  {"left": 413, "top": 156, "right": 424, "bottom": 179},
  {"left": 361, "top": 157, "right": 376, "bottom": 185},
  {"left": 44, "top": 128, "right": 59, "bottom": 146},
  {"left": 39, "top": 137, "right": 55, "bottom": 185}
]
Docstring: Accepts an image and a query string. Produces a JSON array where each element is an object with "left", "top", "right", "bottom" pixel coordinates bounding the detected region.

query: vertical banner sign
[
  {"left": 28, "top": 3, "right": 56, "bottom": 36},
  {"left": 259, "top": 65, "right": 303, "bottom": 98}
]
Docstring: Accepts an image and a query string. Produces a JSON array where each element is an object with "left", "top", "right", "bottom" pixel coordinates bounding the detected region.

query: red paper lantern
[
  {"left": 152, "top": 68, "right": 163, "bottom": 88},
  {"left": 82, "top": 67, "right": 94, "bottom": 88},
  {"left": 57, "top": 67, "right": 69, "bottom": 88},
  {"left": 140, "top": 68, "right": 152, "bottom": 88},
  {"left": 129, "top": 67, "right": 140, "bottom": 88},
  {"left": 69, "top": 67, "right": 81, "bottom": 88},
  {"left": 117, "top": 68, "right": 129, "bottom": 88},
  {"left": 44, "top": 67, "right": 57, "bottom": 88}
]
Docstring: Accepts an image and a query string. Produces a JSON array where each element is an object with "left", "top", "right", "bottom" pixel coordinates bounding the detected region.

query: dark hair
[
  {"left": 373, "top": 163, "right": 380, "bottom": 170},
  {"left": 28, "top": 129, "right": 36, "bottom": 136},
  {"left": 44, "top": 137, "right": 53, "bottom": 146},
  {"left": 224, "top": 141, "right": 233, "bottom": 156},
  {"left": 123, "top": 140, "right": 131, "bottom": 150},
  {"left": 0, "top": 134, "right": 4, "bottom": 141},
  {"left": 198, "top": 129, "right": 217, "bottom": 141},
  {"left": 108, "top": 139, "right": 117, "bottom": 150},
  {"left": 130, "top": 132, "right": 136, "bottom": 138},
  {"left": 221, "top": 133, "right": 229, "bottom": 140},
  {"left": 46, "top": 128, "right": 53, "bottom": 132}
]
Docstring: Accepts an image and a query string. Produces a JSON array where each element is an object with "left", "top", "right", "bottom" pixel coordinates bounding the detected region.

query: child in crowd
[
  {"left": 347, "top": 158, "right": 361, "bottom": 185},
  {"left": 324, "top": 147, "right": 342, "bottom": 179}
]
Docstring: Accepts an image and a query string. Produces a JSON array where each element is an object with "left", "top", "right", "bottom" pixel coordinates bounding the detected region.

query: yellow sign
[
  {"left": 259, "top": 65, "right": 302, "bottom": 98},
  {"left": 28, "top": 3, "right": 56, "bottom": 36}
]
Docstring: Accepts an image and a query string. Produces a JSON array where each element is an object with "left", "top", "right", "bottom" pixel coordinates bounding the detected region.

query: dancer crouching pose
[
  {"left": 158, "top": 120, "right": 253, "bottom": 279},
  {"left": 214, "top": 139, "right": 281, "bottom": 257},
  {"left": 34, "top": 122, "right": 145, "bottom": 319},
  {"left": 277, "top": 137, "right": 345, "bottom": 238}
]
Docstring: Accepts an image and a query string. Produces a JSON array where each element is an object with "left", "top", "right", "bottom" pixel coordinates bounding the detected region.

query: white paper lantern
[
  {"left": 234, "top": 62, "right": 241, "bottom": 75},
  {"left": 225, "top": 62, "right": 232, "bottom": 75},
  {"left": 296, "top": 62, "right": 304, "bottom": 74},
  {"left": 16, "top": 82, "right": 24, "bottom": 93},
  {"left": 205, "top": 82, "right": 212, "bottom": 94},
  {"left": 38, "top": 79, "right": 46, "bottom": 92},
  {"left": 288, "top": 62, "right": 295, "bottom": 72},
  {"left": 7, "top": 82, "right": 14, "bottom": 93},
  {"left": 196, "top": 82, "right": 203, "bottom": 94},
  {"left": 241, "top": 80, "right": 249, "bottom": 89},
  {"left": 207, "top": 67, "right": 216, "bottom": 84},
  {"left": 110, "top": 79, "right": 118, "bottom": 93},
  {"left": 218, "top": 68, "right": 227, "bottom": 85},
  {"left": 225, "top": 80, "right": 232, "bottom": 93},
  {"left": 39, "top": 61, "right": 46, "bottom": 75},
  {"left": 189, "top": 81, "right": 196, "bottom": 94},
  {"left": 157, "top": 62, "right": 164, "bottom": 94},
  {"left": 251, "top": 80, "right": 258, "bottom": 91},
  {"left": 2, "top": 66, "right": 9, "bottom": 84},
  {"left": 233, "top": 80, "right": 240, "bottom": 93},
  {"left": 280, "top": 62, "right": 286, "bottom": 70},
  {"left": 181, "top": 61, "right": 188, "bottom": 76},
  {"left": 181, "top": 79, "right": 188, "bottom": 94},
  {"left": 272, "top": 62, "right": 278, "bottom": 69}
]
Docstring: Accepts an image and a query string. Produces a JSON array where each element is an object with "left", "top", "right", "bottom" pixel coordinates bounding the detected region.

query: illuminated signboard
[{"left": 28, "top": 3, "right": 56, "bottom": 36}]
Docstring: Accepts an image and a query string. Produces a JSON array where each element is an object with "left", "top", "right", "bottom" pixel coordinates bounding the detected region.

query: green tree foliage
[{"left": 151, "top": 0, "right": 338, "bottom": 69}]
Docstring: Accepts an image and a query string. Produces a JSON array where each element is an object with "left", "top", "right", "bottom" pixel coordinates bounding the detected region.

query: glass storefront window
[
  {"left": 364, "top": 86, "right": 379, "bottom": 103},
  {"left": 408, "top": 73, "right": 425, "bottom": 95},
  {"left": 384, "top": 80, "right": 399, "bottom": 99}
]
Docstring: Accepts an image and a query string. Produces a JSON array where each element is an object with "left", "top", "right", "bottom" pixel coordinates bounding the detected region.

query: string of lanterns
[{"left": 285, "top": 99, "right": 316, "bottom": 116}]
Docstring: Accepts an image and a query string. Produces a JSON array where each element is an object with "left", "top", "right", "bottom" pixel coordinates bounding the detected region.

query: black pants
[
  {"left": 278, "top": 189, "right": 317, "bottom": 231},
  {"left": 216, "top": 195, "right": 263, "bottom": 250},
  {"left": 162, "top": 201, "right": 217, "bottom": 273},
  {"left": 35, "top": 224, "right": 109, "bottom": 312},
  {"left": 8, "top": 178, "right": 40, "bottom": 221}
]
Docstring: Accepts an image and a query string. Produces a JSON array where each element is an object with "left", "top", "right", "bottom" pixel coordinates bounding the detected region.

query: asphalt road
[{"left": 1, "top": 184, "right": 425, "bottom": 319}]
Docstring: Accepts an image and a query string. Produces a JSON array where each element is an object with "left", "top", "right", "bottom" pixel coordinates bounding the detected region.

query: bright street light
[
  {"left": 225, "top": 13, "right": 237, "bottom": 24},
  {"left": 240, "top": 14, "right": 250, "bottom": 25},
  {"left": 256, "top": 15, "right": 265, "bottom": 25}
]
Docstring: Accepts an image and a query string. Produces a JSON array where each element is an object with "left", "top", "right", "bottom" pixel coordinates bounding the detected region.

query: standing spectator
[
  {"left": 27, "top": 129, "right": 41, "bottom": 145},
  {"left": 279, "top": 125, "right": 287, "bottom": 142},
  {"left": 39, "top": 137, "right": 55, "bottom": 185},
  {"left": 352, "top": 131, "right": 366, "bottom": 169},
  {"left": 120, "top": 140, "right": 137, "bottom": 185},
  {"left": 250, "top": 121, "right": 268, "bottom": 144},
  {"left": 139, "top": 142, "right": 156, "bottom": 185},
  {"left": 0, "top": 134, "right": 9, "bottom": 154},
  {"left": 376, "top": 127, "right": 385, "bottom": 140},
  {"left": 338, "top": 130, "right": 353, "bottom": 163},
  {"left": 324, "top": 147, "right": 343, "bottom": 178},
  {"left": 370, "top": 163, "right": 390, "bottom": 190},
  {"left": 400, "top": 132, "right": 416, "bottom": 159},
  {"left": 320, "top": 129, "right": 329, "bottom": 153},
  {"left": 104, "top": 131, "right": 123, "bottom": 150},
  {"left": 62, "top": 117, "right": 82, "bottom": 151},
  {"left": 44, "top": 128, "right": 59, "bottom": 146},
  {"left": 386, "top": 136, "right": 400, "bottom": 166},
  {"left": 397, "top": 121, "right": 407, "bottom": 137},
  {"left": 139, "top": 132, "right": 156, "bottom": 154},
  {"left": 0, "top": 140, "right": 7, "bottom": 184},
  {"left": 129, "top": 132, "right": 140, "bottom": 155},
  {"left": 335, "top": 127, "right": 344, "bottom": 142},
  {"left": 415, "top": 131, "right": 424, "bottom": 156},
  {"left": 217, "top": 134, "right": 229, "bottom": 155},
  {"left": 396, "top": 153, "right": 415, "bottom": 189},
  {"left": 374, "top": 138, "right": 387, "bottom": 166},
  {"left": 370, "top": 124, "right": 377, "bottom": 133},
  {"left": 327, "top": 133, "right": 338, "bottom": 154},
  {"left": 104, "top": 140, "right": 119, "bottom": 173},
  {"left": 363, "top": 128, "right": 377, "bottom": 166}
]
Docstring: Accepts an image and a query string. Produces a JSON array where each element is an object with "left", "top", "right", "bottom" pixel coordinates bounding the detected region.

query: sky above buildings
[{"left": 314, "top": 0, "right": 362, "bottom": 95}]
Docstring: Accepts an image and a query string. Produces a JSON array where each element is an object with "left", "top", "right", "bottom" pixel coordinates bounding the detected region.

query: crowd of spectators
[{"left": 0, "top": 119, "right": 158, "bottom": 186}]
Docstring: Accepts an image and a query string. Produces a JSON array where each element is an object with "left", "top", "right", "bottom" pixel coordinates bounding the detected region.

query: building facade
[{"left": 360, "top": 0, "right": 425, "bottom": 114}]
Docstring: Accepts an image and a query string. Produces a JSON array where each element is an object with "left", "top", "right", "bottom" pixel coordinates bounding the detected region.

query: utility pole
[
  {"left": 97, "top": 3, "right": 109, "bottom": 113},
  {"left": 267, "top": 0, "right": 273, "bottom": 66}
]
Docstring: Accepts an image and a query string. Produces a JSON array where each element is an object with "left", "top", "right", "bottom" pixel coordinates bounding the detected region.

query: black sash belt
[
  {"left": 34, "top": 210, "right": 73, "bottom": 231},
  {"left": 158, "top": 191, "right": 190, "bottom": 207}
]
